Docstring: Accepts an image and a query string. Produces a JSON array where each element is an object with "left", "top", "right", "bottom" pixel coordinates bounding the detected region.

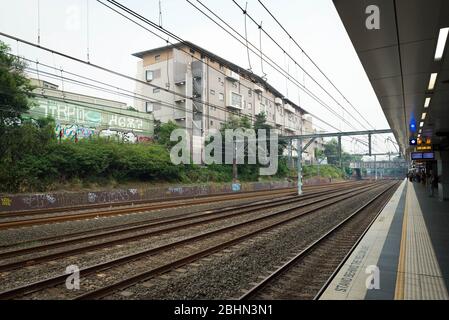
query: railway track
[
  {"left": 0, "top": 181, "right": 361, "bottom": 230},
  {"left": 0, "top": 181, "right": 376, "bottom": 272},
  {"left": 239, "top": 181, "right": 399, "bottom": 300},
  {"left": 0, "top": 181, "right": 368, "bottom": 254},
  {"left": 0, "top": 181, "right": 389, "bottom": 299}
]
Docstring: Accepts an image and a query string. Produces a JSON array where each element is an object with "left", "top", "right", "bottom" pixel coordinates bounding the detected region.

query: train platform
[{"left": 320, "top": 179, "right": 449, "bottom": 300}]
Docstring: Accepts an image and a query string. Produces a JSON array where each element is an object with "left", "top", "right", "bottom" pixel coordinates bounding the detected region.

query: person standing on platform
[{"left": 431, "top": 172, "right": 439, "bottom": 197}]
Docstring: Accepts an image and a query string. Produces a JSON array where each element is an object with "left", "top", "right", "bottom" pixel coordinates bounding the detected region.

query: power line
[
  {"left": 0, "top": 32, "right": 380, "bottom": 151},
  {"left": 185, "top": 0, "right": 358, "bottom": 131},
  {"left": 229, "top": 0, "right": 369, "bottom": 131},
  {"left": 93, "top": 0, "right": 348, "bottom": 133},
  {"left": 257, "top": 0, "right": 376, "bottom": 130}
]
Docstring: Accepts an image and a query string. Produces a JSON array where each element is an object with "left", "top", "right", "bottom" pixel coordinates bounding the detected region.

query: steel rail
[
  {"left": 239, "top": 182, "right": 399, "bottom": 299},
  {"left": 0, "top": 182, "right": 388, "bottom": 299},
  {"left": 0, "top": 182, "right": 378, "bottom": 271},
  {"left": 0, "top": 182, "right": 361, "bottom": 230}
]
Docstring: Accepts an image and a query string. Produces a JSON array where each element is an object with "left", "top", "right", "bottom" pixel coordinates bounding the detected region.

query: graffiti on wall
[
  {"left": 0, "top": 181, "right": 296, "bottom": 212},
  {"left": 29, "top": 98, "right": 153, "bottom": 138},
  {"left": 1, "top": 197, "right": 12, "bottom": 207},
  {"left": 99, "top": 129, "right": 138, "bottom": 143},
  {"left": 55, "top": 123, "right": 96, "bottom": 140}
]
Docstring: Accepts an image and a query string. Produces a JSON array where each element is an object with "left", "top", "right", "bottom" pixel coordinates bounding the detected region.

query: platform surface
[{"left": 320, "top": 179, "right": 449, "bottom": 300}]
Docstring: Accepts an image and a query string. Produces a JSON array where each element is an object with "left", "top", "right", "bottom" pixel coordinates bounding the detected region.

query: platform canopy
[{"left": 333, "top": 0, "right": 449, "bottom": 155}]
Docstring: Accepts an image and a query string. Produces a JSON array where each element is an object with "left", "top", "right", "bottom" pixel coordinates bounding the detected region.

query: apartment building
[
  {"left": 132, "top": 42, "right": 306, "bottom": 139},
  {"left": 302, "top": 115, "right": 325, "bottom": 164}
]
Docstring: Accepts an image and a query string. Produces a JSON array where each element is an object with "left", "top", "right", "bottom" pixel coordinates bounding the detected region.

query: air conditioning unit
[
  {"left": 254, "top": 83, "right": 264, "bottom": 93},
  {"left": 283, "top": 103, "right": 295, "bottom": 113},
  {"left": 274, "top": 97, "right": 283, "bottom": 105},
  {"left": 226, "top": 70, "right": 240, "bottom": 82},
  {"left": 227, "top": 92, "right": 244, "bottom": 109}
]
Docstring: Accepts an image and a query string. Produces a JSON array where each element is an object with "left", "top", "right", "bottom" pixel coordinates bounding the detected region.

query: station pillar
[{"left": 436, "top": 151, "right": 449, "bottom": 201}]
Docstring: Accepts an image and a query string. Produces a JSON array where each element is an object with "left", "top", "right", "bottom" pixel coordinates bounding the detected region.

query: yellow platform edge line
[{"left": 394, "top": 182, "right": 409, "bottom": 300}]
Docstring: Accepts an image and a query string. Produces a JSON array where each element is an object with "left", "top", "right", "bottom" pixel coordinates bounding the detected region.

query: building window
[
  {"left": 210, "top": 89, "right": 215, "bottom": 95},
  {"left": 218, "top": 77, "right": 221, "bottom": 83},
  {"left": 155, "top": 54, "right": 161, "bottom": 62},
  {"left": 248, "top": 102, "right": 252, "bottom": 110},
  {"left": 248, "top": 89, "right": 252, "bottom": 97},
  {"left": 219, "top": 64, "right": 224, "bottom": 71},
  {"left": 153, "top": 88, "right": 160, "bottom": 93},
  {"left": 210, "top": 120, "right": 214, "bottom": 125},
  {"left": 218, "top": 93, "right": 224, "bottom": 101},
  {"left": 145, "top": 102, "right": 153, "bottom": 113},
  {"left": 190, "top": 48, "right": 195, "bottom": 54},
  {"left": 257, "top": 93, "right": 261, "bottom": 101},
  {"left": 146, "top": 70, "right": 154, "bottom": 82},
  {"left": 230, "top": 92, "right": 243, "bottom": 109}
]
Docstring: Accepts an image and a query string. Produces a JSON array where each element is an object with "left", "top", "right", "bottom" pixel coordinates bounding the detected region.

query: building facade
[
  {"left": 132, "top": 42, "right": 305, "bottom": 139},
  {"left": 27, "top": 78, "right": 154, "bottom": 143},
  {"left": 302, "top": 115, "right": 325, "bottom": 164}
]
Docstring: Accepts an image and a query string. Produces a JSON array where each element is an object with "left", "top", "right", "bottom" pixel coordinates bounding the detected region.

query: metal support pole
[
  {"left": 374, "top": 155, "right": 377, "bottom": 181},
  {"left": 338, "top": 136, "right": 342, "bottom": 168},
  {"left": 233, "top": 139, "right": 237, "bottom": 182},
  {"left": 297, "top": 138, "right": 303, "bottom": 195},
  {"left": 288, "top": 140, "right": 292, "bottom": 169},
  {"left": 368, "top": 133, "right": 372, "bottom": 156}
]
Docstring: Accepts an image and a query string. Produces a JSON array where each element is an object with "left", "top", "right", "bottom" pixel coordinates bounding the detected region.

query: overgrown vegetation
[
  {"left": 0, "top": 41, "right": 292, "bottom": 193},
  {"left": 302, "top": 164, "right": 345, "bottom": 180}
]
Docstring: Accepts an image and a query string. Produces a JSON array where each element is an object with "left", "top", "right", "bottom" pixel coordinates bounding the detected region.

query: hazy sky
[{"left": 0, "top": 0, "right": 398, "bottom": 155}]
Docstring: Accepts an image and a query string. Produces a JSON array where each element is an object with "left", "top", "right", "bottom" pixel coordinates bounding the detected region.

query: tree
[
  {"left": 323, "top": 139, "right": 340, "bottom": 165},
  {"left": 153, "top": 120, "right": 179, "bottom": 148},
  {"left": 0, "top": 41, "right": 34, "bottom": 125}
]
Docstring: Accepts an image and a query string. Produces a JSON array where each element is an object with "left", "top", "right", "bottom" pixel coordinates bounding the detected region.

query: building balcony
[
  {"left": 254, "top": 83, "right": 264, "bottom": 93},
  {"left": 284, "top": 103, "right": 295, "bottom": 113},
  {"left": 225, "top": 70, "right": 240, "bottom": 82}
]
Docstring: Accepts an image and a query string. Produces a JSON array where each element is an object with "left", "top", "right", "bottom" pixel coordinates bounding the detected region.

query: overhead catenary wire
[
  {"left": 256, "top": 0, "right": 376, "bottom": 131},
  {"left": 37, "top": 0, "right": 41, "bottom": 45},
  {"left": 86, "top": 0, "right": 91, "bottom": 62},
  {"left": 228, "top": 0, "right": 368, "bottom": 131},
  {"left": 91, "top": 0, "right": 350, "bottom": 133},
  {"left": 185, "top": 0, "right": 358, "bottom": 131},
  {"left": 99, "top": 0, "right": 349, "bottom": 131},
  {"left": 99, "top": 0, "right": 376, "bottom": 145},
  {"left": 243, "top": 2, "right": 252, "bottom": 71},
  {"left": 0, "top": 24, "right": 382, "bottom": 151}
]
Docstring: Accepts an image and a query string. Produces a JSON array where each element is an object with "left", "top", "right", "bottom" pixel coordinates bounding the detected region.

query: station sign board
[
  {"left": 416, "top": 145, "right": 432, "bottom": 151},
  {"left": 411, "top": 152, "right": 435, "bottom": 160}
]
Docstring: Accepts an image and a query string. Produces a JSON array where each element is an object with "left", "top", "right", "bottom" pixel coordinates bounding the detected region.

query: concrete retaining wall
[{"left": 0, "top": 181, "right": 296, "bottom": 212}]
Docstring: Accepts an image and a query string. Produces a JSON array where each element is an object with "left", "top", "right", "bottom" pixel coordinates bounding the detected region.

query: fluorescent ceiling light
[
  {"left": 419, "top": 129, "right": 422, "bottom": 133},
  {"left": 420, "top": 121, "right": 424, "bottom": 127},
  {"left": 421, "top": 113, "right": 427, "bottom": 120},
  {"left": 418, "top": 134, "right": 421, "bottom": 138},
  {"left": 424, "top": 97, "right": 431, "bottom": 108},
  {"left": 435, "top": 27, "right": 449, "bottom": 61},
  {"left": 428, "top": 73, "right": 438, "bottom": 90}
]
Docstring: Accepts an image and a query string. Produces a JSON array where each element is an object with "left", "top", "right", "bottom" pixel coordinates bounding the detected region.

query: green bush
[
  {"left": 302, "top": 164, "right": 345, "bottom": 180},
  {"left": 0, "top": 122, "right": 291, "bottom": 193}
]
